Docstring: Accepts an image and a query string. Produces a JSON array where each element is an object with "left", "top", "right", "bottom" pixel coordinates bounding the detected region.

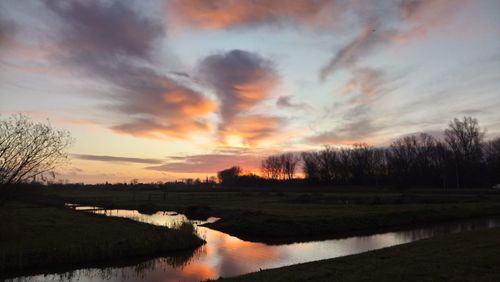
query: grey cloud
[
  {"left": 276, "top": 96, "right": 313, "bottom": 111},
  {"left": 310, "top": 67, "right": 398, "bottom": 144},
  {"left": 320, "top": 0, "right": 465, "bottom": 80},
  {"left": 198, "top": 49, "right": 282, "bottom": 143},
  {"left": 199, "top": 49, "right": 278, "bottom": 121},
  {"left": 45, "top": 0, "right": 162, "bottom": 61},
  {"left": 308, "top": 116, "right": 382, "bottom": 145},
  {"left": 0, "top": 14, "right": 16, "bottom": 47},
  {"left": 72, "top": 154, "right": 163, "bottom": 164},
  {"left": 320, "top": 20, "right": 383, "bottom": 81},
  {"left": 44, "top": 0, "right": 215, "bottom": 139}
]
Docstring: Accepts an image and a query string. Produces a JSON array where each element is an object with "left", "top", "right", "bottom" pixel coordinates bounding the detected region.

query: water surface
[{"left": 9, "top": 207, "right": 500, "bottom": 282}]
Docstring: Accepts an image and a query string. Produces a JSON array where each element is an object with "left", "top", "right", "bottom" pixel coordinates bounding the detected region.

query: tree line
[{"left": 219, "top": 117, "right": 500, "bottom": 188}]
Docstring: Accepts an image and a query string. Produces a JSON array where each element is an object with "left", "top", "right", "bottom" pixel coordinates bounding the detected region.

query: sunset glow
[{"left": 1, "top": 0, "right": 499, "bottom": 183}]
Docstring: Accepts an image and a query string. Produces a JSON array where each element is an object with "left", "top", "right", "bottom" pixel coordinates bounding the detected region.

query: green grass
[
  {"left": 218, "top": 226, "right": 500, "bottom": 281},
  {"left": 47, "top": 189, "right": 500, "bottom": 243},
  {"left": 0, "top": 201, "right": 204, "bottom": 277}
]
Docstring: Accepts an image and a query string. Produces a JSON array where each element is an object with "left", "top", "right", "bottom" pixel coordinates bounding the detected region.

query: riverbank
[
  {"left": 203, "top": 201, "right": 500, "bottom": 244},
  {"left": 0, "top": 201, "right": 205, "bottom": 278},
  {"left": 49, "top": 189, "right": 500, "bottom": 244},
  {"left": 218, "top": 226, "right": 500, "bottom": 281}
]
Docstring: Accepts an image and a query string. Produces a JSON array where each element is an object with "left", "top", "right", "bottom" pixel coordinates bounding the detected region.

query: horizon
[{"left": 1, "top": 0, "right": 500, "bottom": 183}]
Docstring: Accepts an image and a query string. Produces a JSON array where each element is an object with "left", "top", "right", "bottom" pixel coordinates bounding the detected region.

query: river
[{"left": 8, "top": 206, "right": 500, "bottom": 282}]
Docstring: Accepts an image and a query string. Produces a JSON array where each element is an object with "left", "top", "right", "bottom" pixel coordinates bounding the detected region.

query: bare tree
[
  {"left": 445, "top": 117, "right": 485, "bottom": 188},
  {"left": 261, "top": 155, "right": 283, "bottom": 180},
  {"left": 280, "top": 153, "right": 300, "bottom": 180},
  {"left": 0, "top": 114, "right": 72, "bottom": 188},
  {"left": 301, "top": 151, "right": 320, "bottom": 182}
]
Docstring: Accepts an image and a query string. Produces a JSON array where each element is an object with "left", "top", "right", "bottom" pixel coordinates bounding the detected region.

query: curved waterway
[{"left": 8, "top": 206, "right": 500, "bottom": 282}]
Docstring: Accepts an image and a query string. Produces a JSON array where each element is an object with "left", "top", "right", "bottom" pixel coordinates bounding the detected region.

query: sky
[{"left": 1, "top": 0, "right": 499, "bottom": 183}]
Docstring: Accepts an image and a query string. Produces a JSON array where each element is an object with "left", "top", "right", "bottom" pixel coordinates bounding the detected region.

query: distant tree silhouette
[
  {"left": 293, "top": 117, "right": 496, "bottom": 189},
  {"left": 281, "top": 153, "right": 300, "bottom": 180},
  {"left": 301, "top": 151, "right": 321, "bottom": 183},
  {"left": 217, "top": 166, "right": 242, "bottom": 185},
  {"left": 261, "top": 155, "right": 283, "bottom": 180},
  {"left": 484, "top": 137, "right": 500, "bottom": 185},
  {"left": 387, "top": 133, "right": 448, "bottom": 188},
  {"left": 445, "top": 117, "right": 485, "bottom": 188},
  {"left": 261, "top": 153, "right": 300, "bottom": 180}
]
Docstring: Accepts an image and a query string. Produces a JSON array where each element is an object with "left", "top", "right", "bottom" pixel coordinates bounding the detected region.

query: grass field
[
  {"left": 45, "top": 188, "right": 500, "bottom": 243},
  {"left": 218, "top": 226, "right": 500, "bottom": 281},
  {"left": 0, "top": 201, "right": 204, "bottom": 278}
]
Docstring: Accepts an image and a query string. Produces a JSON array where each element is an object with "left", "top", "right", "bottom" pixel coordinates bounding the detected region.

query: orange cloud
[
  {"left": 167, "top": 0, "right": 336, "bottom": 30},
  {"left": 221, "top": 115, "right": 283, "bottom": 146},
  {"left": 42, "top": 1, "right": 218, "bottom": 140},
  {"left": 199, "top": 49, "right": 282, "bottom": 145},
  {"left": 146, "top": 150, "right": 265, "bottom": 173}
]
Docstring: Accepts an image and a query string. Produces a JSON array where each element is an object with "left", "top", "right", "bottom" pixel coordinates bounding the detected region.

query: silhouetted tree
[
  {"left": 270, "top": 117, "right": 495, "bottom": 189},
  {"left": 484, "top": 138, "right": 500, "bottom": 185},
  {"left": 217, "top": 166, "right": 242, "bottom": 185},
  {"left": 281, "top": 153, "right": 300, "bottom": 180},
  {"left": 301, "top": 151, "right": 321, "bottom": 183},
  {"left": 261, "top": 155, "right": 283, "bottom": 180},
  {"left": 0, "top": 114, "right": 72, "bottom": 190},
  {"left": 445, "top": 117, "right": 485, "bottom": 188},
  {"left": 387, "top": 133, "right": 448, "bottom": 187},
  {"left": 261, "top": 153, "right": 301, "bottom": 180}
]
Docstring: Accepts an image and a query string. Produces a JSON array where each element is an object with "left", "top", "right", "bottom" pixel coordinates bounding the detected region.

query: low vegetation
[
  {"left": 0, "top": 201, "right": 204, "bottom": 278},
  {"left": 218, "top": 226, "right": 500, "bottom": 281},
  {"left": 45, "top": 188, "right": 500, "bottom": 243}
]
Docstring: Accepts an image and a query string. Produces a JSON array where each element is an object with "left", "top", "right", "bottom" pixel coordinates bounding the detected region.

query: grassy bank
[
  {"left": 218, "top": 226, "right": 500, "bottom": 281},
  {"left": 47, "top": 189, "right": 500, "bottom": 243},
  {"left": 0, "top": 201, "right": 204, "bottom": 278},
  {"left": 205, "top": 201, "right": 500, "bottom": 243}
]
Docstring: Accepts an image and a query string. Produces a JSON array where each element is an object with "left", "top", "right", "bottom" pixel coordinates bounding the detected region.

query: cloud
[
  {"left": 320, "top": 20, "right": 383, "bottom": 81},
  {"left": 44, "top": 0, "right": 216, "bottom": 139},
  {"left": 0, "top": 14, "right": 16, "bottom": 48},
  {"left": 387, "top": 0, "right": 464, "bottom": 43},
  {"left": 276, "top": 95, "right": 312, "bottom": 111},
  {"left": 319, "top": 0, "right": 465, "bottom": 80},
  {"left": 146, "top": 151, "right": 264, "bottom": 173},
  {"left": 399, "top": 0, "right": 456, "bottom": 21},
  {"left": 337, "top": 68, "right": 391, "bottom": 99},
  {"left": 221, "top": 114, "right": 284, "bottom": 144},
  {"left": 198, "top": 49, "right": 282, "bottom": 144},
  {"left": 166, "top": 0, "right": 339, "bottom": 30},
  {"left": 72, "top": 154, "right": 163, "bottom": 164},
  {"left": 308, "top": 117, "right": 380, "bottom": 145},
  {"left": 44, "top": 0, "right": 162, "bottom": 61},
  {"left": 309, "top": 67, "right": 396, "bottom": 145},
  {"left": 199, "top": 50, "right": 278, "bottom": 120}
]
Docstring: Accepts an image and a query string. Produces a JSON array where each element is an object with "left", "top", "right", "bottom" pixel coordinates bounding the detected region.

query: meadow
[{"left": 45, "top": 187, "right": 500, "bottom": 243}]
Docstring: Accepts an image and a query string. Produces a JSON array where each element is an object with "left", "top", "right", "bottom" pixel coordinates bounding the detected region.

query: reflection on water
[{"left": 9, "top": 207, "right": 500, "bottom": 282}]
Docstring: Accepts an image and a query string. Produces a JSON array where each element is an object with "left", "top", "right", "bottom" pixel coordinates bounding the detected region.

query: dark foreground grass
[
  {"left": 218, "top": 226, "right": 500, "bottom": 282},
  {"left": 0, "top": 201, "right": 204, "bottom": 278},
  {"left": 50, "top": 189, "right": 500, "bottom": 243}
]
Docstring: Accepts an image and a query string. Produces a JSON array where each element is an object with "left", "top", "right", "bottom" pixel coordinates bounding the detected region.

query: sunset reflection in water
[{"left": 12, "top": 208, "right": 500, "bottom": 282}]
